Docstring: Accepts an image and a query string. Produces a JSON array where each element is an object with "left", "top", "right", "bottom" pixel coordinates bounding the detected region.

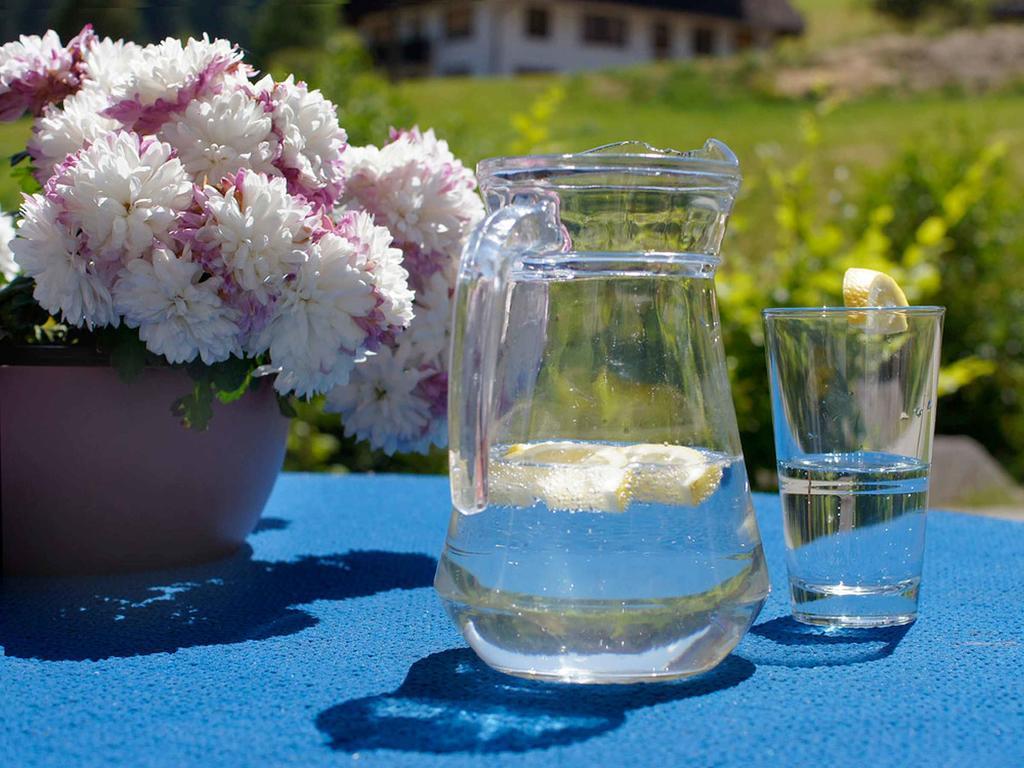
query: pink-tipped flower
[
  {"left": 103, "top": 36, "right": 244, "bottom": 133},
  {"left": 0, "top": 26, "right": 94, "bottom": 121}
]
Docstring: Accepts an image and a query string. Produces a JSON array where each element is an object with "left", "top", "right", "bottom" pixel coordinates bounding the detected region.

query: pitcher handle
[{"left": 448, "top": 201, "right": 565, "bottom": 515}]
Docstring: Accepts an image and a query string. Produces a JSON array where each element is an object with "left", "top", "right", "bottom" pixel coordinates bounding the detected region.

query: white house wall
[
  {"left": 491, "top": 0, "right": 737, "bottom": 75},
  {"left": 432, "top": 2, "right": 496, "bottom": 76},
  {"left": 359, "top": 0, "right": 749, "bottom": 77}
]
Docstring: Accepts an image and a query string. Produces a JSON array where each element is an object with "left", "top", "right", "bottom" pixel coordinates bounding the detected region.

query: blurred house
[
  {"left": 347, "top": 0, "right": 805, "bottom": 78},
  {"left": 992, "top": 1, "right": 1024, "bottom": 20}
]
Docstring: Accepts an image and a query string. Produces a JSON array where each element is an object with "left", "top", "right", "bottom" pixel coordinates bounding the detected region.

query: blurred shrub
[
  {"left": 720, "top": 104, "right": 1023, "bottom": 484},
  {"left": 251, "top": 0, "right": 342, "bottom": 64},
  {"left": 50, "top": 0, "right": 142, "bottom": 41},
  {"left": 285, "top": 399, "right": 447, "bottom": 474},
  {"left": 266, "top": 28, "right": 412, "bottom": 147},
  {"left": 509, "top": 84, "right": 565, "bottom": 155}
]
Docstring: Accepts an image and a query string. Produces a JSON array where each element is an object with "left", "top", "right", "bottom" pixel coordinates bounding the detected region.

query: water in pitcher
[
  {"left": 779, "top": 452, "right": 929, "bottom": 627},
  {"left": 436, "top": 256, "right": 769, "bottom": 682}
]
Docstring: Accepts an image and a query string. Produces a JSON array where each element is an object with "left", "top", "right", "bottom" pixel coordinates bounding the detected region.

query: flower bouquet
[
  {"left": 0, "top": 25, "right": 482, "bottom": 449},
  {"left": 0, "top": 27, "right": 482, "bottom": 573}
]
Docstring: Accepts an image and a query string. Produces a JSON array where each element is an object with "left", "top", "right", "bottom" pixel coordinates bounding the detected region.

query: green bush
[
  {"left": 265, "top": 29, "right": 412, "bottom": 147},
  {"left": 720, "top": 105, "right": 1022, "bottom": 484}
]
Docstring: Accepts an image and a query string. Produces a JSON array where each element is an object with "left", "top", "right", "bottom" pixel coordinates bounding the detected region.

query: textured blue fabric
[{"left": 1, "top": 474, "right": 1021, "bottom": 767}]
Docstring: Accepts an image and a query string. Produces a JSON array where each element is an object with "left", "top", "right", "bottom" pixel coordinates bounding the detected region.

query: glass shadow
[
  {"left": 742, "top": 616, "right": 911, "bottom": 668},
  {"left": 316, "top": 648, "right": 756, "bottom": 754}
]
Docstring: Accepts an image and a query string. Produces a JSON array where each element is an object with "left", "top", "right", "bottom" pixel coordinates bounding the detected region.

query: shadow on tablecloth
[
  {"left": 316, "top": 647, "right": 756, "bottom": 754},
  {"left": 742, "top": 616, "right": 912, "bottom": 668},
  {"left": 0, "top": 545, "right": 436, "bottom": 661}
]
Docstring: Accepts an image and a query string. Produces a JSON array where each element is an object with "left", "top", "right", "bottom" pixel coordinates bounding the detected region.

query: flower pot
[{"left": 0, "top": 352, "right": 289, "bottom": 575}]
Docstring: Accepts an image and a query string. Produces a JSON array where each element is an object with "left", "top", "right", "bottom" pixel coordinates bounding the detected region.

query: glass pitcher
[{"left": 435, "top": 140, "right": 769, "bottom": 683}]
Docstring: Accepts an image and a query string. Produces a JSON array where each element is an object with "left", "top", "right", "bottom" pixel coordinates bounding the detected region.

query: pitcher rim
[{"left": 477, "top": 138, "right": 742, "bottom": 188}]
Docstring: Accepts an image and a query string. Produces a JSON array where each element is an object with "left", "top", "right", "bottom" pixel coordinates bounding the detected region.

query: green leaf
[
  {"left": 10, "top": 161, "right": 41, "bottom": 195},
  {"left": 0, "top": 277, "right": 50, "bottom": 343},
  {"left": 209, "top": 355, "right": 252, "bottom": 393},
  {"left": 171, "top": 382, "right": 215, "bottom": 431},
  {"left": 938, "top": 356, "right": 998, "bottom": 398},
  {"left": 215, "top": 372, "right": 253, "bottom": 404},
  {"left": 277, "top": 394, "right": 297, "bottom": 418},
  {"left": 102, "top": 326, "right": 148, "bottom": 382}
]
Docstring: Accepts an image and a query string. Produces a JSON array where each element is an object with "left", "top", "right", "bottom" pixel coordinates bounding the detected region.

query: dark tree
[
  {"left": 872, "top": 0, "right": 986, "bottom": 23},
  {"left": 251, "top": 0, "right": 343, "bottom": 63},
  {"left": 49, "top": 0, "right": 142, "bottom": 41}
]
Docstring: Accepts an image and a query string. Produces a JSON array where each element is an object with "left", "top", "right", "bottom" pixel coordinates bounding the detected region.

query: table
[{"left": 2, "top": 474, "right": 1021, "bottom": 767}]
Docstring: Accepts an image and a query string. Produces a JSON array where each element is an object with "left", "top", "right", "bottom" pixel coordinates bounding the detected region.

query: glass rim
[{"left": 763, "top": 306, "right": 945, "bottom": 319}]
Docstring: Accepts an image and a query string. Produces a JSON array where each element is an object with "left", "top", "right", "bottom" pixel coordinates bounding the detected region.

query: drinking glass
[{"left": 763, "top": 306, "right": 944, "bottom": 627}]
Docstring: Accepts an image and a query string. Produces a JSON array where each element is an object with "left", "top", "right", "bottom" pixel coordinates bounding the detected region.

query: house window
[
  {"left": 445, "top": 6, "right": 473, "bottom": 39},
  {"left": 366, "top": 17, "right": 396, "bottom": 45},
  {"left": 525, "top": 7, "right": 550, "bottom": 39},
  {"left": 582, "top": 14, "right": 627, "bottom": 47},
  {"left": 652, "top": 21, "right": 671, "bottom": 59},
  {"left": 693, "top": 27, "right": 714, "bottom": 56}
]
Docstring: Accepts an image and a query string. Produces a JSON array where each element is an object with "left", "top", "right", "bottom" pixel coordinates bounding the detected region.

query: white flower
[
  {"left": 343, "top": 127, "right": 484, "bottom": 257},
  {"left": 80, "top": 37, "right": 145, "bottom": 93},
  {"left": 11, "top": 193, "right": 115, "bottom": 328},
  {"left": 58, "top": 131, "right": 192, "bottom": 261},
  {"left": 114, "top": 246, "right": 240, "bottom": 364},
  {"left": 106, "top": 36, "right": 244, "bottom": 132},
  {"left": 0, "top": 210, "right": 18, "bottom": 281},
  {"left": 29, "top": 88, "right": 119, "bottom": 179},
  {"left": 268, "top": 76, "right": 346, "bottom": 205},
  {"left": 336, "top": 210, "right": 414, "bottom": 328},
  {"left": 159, "top": 89, "right": 278, "bottom": 184},
  {"left": 0, "top": 27, "right": 91, "bottom": 120},
  {"left": 325, "top": 345, "right": 433, "bottom": 455},
  {"left": 258, "top": 232, "right": 378, "bottom": 397},
  {"left": 195, "top": 172, "right": 313, "bottom": 298},
  {"left": 403, "top": 270, "right": 452, "bottom": 365}
]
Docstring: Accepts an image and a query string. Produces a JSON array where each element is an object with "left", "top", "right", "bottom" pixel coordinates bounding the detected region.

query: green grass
[
  {"left": 791, "top": 0, "right": 900, "bottom": 49},
  {"left": 397, "top": 67, "right": 1024, "bottom": 184},
  {"left": 0, "top": 121, "right": 31, "bottom": 213}
]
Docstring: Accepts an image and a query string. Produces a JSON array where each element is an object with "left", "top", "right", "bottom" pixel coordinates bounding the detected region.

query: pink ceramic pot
[{"left": 0, "top": 358, "right": 289, "bottom": 575}]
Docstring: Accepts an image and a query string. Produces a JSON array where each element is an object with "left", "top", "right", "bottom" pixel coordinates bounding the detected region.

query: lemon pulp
[{"left": 488, "top": 441, "right": 724, "bottom": 513}]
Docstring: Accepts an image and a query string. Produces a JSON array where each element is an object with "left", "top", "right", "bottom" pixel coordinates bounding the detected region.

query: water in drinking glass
[{"left": 779, "top": 451, "right": 929, "bottom": 627}]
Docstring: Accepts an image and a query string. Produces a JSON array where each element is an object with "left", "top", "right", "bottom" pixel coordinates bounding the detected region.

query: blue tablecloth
[{"left": 2, "top": 474, "right": 1022, "bottom": 767}]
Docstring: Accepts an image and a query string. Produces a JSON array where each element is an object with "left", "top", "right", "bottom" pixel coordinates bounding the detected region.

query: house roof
[{"left": 346, "top": 0, "right": 805, "bottom": 34}]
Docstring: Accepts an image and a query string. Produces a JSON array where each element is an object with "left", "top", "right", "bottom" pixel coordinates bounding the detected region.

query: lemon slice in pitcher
[
  {"left": 489, "top": 441, "right": 723, "bottom": 512},
  {"left": 623, "top": 444, "right": 723, "bottom": 507},
  {"left": 843, "top": 267, "right": 909, "bottom": 333},
  {"left": 490, "top": 441, "right": 630, "bottom": 512}
]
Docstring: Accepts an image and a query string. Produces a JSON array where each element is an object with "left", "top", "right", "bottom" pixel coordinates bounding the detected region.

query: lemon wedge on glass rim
[
  {"left": 842, "top": 267, "right": 909, "bottom": 333},
  {"left": 488, "top": 441, "right": 723, "bottom": 513}
]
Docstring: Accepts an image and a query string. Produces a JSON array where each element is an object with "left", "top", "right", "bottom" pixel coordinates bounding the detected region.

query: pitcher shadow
[
  {"left": 742, "top": 616, "right": 911, "bottom": 668},
  {"left": 0, "top": 546, "right": 436, "bottom": 662},
  {"left": 316, "top": 648, "right": 756, "bottom": 754}
]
